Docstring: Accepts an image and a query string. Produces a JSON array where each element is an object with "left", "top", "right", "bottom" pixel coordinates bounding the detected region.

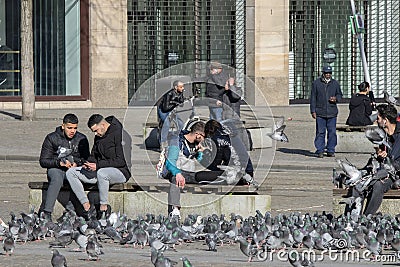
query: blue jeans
[
  {"left": 314, "top": 116, "right": 337, "bottom": 153},
  {"left": 157, "top": 107, "right": 183, "bottom": 144},
  {"left": 209, "top": 107, "right": 223, "bottom": 121}
]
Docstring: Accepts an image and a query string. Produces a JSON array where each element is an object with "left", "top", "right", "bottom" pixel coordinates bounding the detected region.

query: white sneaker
[{"left": 170, "top": 207, "right": 181, "bottom": 220}]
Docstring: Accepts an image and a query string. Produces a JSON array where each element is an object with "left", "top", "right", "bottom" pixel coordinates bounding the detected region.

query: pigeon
[
  {"left": 51, "top": 249, "right": 67, "bottom": 267},
  {"left": 384, "top": 90, "right": 400, "bottom": 106},
  {"left": 337, "top": 158, "right": 363, "bottom": 185},
  {"left": 366, "top": 236, "right": 381, "bottom": 257},
  {"left": 180, "top": 256, "right": 193, "bottom": 267},
  {"left": 216, "top": 165, "right": 241, "bottom": 185},
  {"left": 365, "top": 125, "right": 391, "bottom": 149},
  {"left": 267, "top": 117, "right": 289, "bottom": 142},
  {"left": 205, "top": 233, "right": 218, "bottom": 251},
  {"left": 3, "top": 233, "right": 15, "bottom": 256},
  {"left": 57, "top": 146, "right": 74, "bottom": 164},
  {"left": 235, "top": 236, "right": 259, "bottom": 262},
  {"left": 86, "top": 235, "right": 103, "bottom": 261}
]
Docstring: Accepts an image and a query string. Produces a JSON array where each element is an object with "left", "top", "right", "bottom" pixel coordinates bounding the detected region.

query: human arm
[
  {"left": 95, "top": 132, "right": 131, "bottom": 170},
  {"left": 39, "top": 134, "right": 62, "bottom": 168},
  {"left": 75, "top": 136, "right": 90, "bottom": 166},
  {"left": 310, "top": 80, "right": 317, "bottom": 119}
]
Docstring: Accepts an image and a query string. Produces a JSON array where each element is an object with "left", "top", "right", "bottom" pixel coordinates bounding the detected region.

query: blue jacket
[
  {"left": 310, "top": 76, "right": 343, "bottom": 118},
  {"left": 166, "top": 130, "right": 203, "bottom": 176}
]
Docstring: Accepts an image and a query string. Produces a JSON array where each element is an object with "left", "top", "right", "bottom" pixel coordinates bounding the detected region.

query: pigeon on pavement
[{"left": 51, "top": 249, "right": 67, "bottom": 267}]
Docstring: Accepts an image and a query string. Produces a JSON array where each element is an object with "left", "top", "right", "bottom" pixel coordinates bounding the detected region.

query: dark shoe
[
  {"left": 97, "top": 204, "right": 111, "bottom": 220},
  {"left": 327, "top": 152, "right": 335, "bottom": 157},
  {"left": 317, "top": 152, "right": 324, "bottom": 158},
  {"left": 83, "top": 205, "right": 97, "bottom": 221}
]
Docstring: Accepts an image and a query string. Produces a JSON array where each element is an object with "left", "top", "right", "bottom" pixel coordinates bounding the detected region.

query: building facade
[{"left": 0, "top": 0, "right": 397, "bottom": 108}]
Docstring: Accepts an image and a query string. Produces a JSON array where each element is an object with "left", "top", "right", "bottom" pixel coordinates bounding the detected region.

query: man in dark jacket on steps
[
  {"left": 39, "top": 113, "right": 90, "bottom": 221},
  {"left": 310, "top": 65, "right": 343, "bottom": 158},
  {"left": 66, "top": 114, "right": 132, "bottom": 219}
]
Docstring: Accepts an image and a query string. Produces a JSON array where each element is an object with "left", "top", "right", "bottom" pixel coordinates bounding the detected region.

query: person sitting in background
[{"left": 346, "top": 81, "right": 373, "bottom": 126}]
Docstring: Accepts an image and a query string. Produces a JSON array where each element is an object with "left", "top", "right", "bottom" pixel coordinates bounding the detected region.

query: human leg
[
  {"left": 363, "top": 179, "right": 393, "bottom": 215},
  {"left": 314, "top": 117, "right": 327, "bottom": 154},
  {"left": 42, "top": 168, "right": 66, "bottom": 215},
  {"left": 326, "top": 117, "right": 338, "bottom": 154},
  {"left": 65, "top": 167, "right": 97, "bottom": 210},
  {"left": 209, "top": 107, "right": 223, "bottom": 121},
  {"left": 96, "top": 168, "right": 126, "bottom": 211},
  {"left": 158, "top": 108, "right": 170, "bottom": 144}
]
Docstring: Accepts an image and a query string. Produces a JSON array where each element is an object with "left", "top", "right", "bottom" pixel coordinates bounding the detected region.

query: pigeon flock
[{"left": 3, "top": 207, "right": 400, "bottom": 266}]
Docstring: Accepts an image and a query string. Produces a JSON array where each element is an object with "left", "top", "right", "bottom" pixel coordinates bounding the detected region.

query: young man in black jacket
[
  {"left": 157, "top": 80, "right": 185, "bottom": 146},
  {"left": 39, "top": 113, "right": 90, "bottom": 221},
  {"left": 66, "top": 114, "right": 132, "bottom": 219}
]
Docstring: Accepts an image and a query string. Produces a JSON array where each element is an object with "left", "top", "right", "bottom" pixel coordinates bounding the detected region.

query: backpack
[{"left": 156, "top": 147, "right": 171, "bottom": 179}]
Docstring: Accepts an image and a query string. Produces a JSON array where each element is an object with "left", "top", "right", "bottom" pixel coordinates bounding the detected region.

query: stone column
[
  {"left": 89, "top": 0, "right": 128, "bottom": 108},
  {"left": 253, "top": 0, "right": 289, "bottom": 106}
]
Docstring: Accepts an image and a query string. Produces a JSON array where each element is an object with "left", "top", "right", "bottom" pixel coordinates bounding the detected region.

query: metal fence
[
  {"left": 127, "top": 0, "right": 246, "bottom": 103},
  {"left": 289, "top": 0, "right": 400, "bottom": 101}
]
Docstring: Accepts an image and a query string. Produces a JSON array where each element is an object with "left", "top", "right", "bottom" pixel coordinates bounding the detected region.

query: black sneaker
[
  {"left": 327, "top": 152, "right": 335, "bottom": 157},
  {"left": 83, "top": 205, "right": 97, "bottom": 221},
  {"left": 97, "top": 204, "right": 111, "bottom": 220},
  {"left": 317, "top": 152, "right": 324, "bottom": 158}
]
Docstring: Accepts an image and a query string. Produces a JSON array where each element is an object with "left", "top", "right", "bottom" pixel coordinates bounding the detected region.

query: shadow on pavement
[{"left": 277, "top": 148, "right": 316, "bottom": 157}]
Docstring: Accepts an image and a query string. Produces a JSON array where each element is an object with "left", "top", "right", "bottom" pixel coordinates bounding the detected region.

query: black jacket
[
  {"left": 205, "top": 127, "right": 254, "bottom": 176},
  {"left": 310, "top": 76, "right": 343, "bottom": 118},
  {"left": 88, "top": 116, "right": 132, "bottom": 181},
  {"left": 39, "top": 126, "right": 90, "bottom": 169},
  {"left": 205, "top": 71, "right": 229, "bottom": 106},
  {"left": 388, "top": 122, "right": 400, "bottom": 171},
  {"left": 158, "top": 88, "right": 184, "bottom": 113},
  {"left": 346, "top": 93, "right": 373, "bottom": 126}
]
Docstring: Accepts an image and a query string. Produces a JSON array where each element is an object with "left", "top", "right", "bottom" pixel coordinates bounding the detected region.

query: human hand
[
  {"left": 329, "top": 96, "right": 337, "bottom": 103},
  {"left": 377, "top": 149, "right": 387, "bottom": 158},
  {"left": 176, "top": 173, "right": 186, "bottom": 188},
  {"left": 216, "top": 100, "right": 222, "bottom": 106},
  {"left": 83, "top": 161, "right": 97, "bottom": 171},
  {"left": 60, "top": 159, "right": 74, "bottom": 168},
  {"left": 311, "top": 112, "right": 316, "bottom": 119}
]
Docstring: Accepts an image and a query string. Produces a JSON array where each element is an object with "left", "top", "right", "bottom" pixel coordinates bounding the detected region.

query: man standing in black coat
[
  {"left": 66, "top": 114, "right": 132, "bottom": 219},
  {"left": 39, "top": 113, "right": 90, "bottom": 221},
  {"left": 310, "top": 65, "right": 343, "bottom": 158}
]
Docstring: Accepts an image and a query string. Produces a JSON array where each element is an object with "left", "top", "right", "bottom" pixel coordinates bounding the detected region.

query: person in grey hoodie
[{"left": 310, "top": 65, "right": 343, "bottom": 158}]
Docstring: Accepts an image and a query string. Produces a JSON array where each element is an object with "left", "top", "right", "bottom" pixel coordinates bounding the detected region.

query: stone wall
[
  {"left": 250, "top": 0, "right": 289, "bottom": 106},
  {"left": 89, "top": 0, "right": 128, "bottom": 108}
]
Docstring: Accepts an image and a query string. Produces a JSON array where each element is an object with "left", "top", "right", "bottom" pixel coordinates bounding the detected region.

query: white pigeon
[
  {"left": 364, "top": 125, "right": 391, "bottom": 149},
  {"left": 384, "top": 90, "right": 400, "bottom": 106},
  {"left": 216, "top": 165, "right": 241, "bottom": 185},
  {"left": 267, "top": 117, "right": 289, "bottom": 142},
  {"left": 337, "top": 158, "right": 362, "bottom": 185}
]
